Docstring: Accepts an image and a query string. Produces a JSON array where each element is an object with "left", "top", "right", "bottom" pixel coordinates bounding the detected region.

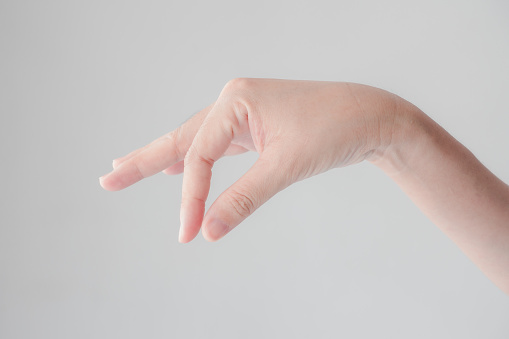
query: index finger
[{"left": 179, "top": 101, "right": 237, "bottom": 243}]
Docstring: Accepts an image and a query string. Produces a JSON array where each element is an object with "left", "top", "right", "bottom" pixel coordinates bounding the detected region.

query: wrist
[{"left": 367, "top": 97, "right": 436, "bottom": 176}]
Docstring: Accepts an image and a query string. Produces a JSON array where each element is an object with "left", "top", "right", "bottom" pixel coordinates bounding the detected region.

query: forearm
[{"left": 370, "top": 99, "right": 509, "bottom": 294}]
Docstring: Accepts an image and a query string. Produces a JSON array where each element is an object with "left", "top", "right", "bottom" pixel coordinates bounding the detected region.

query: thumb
[{"left": 202, "top": 151, "right": 292, "bottom": 241}]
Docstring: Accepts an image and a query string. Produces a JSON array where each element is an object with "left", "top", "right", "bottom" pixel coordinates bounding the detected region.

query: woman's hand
[
  {"left": 99, "top": 78, "right": 399, "bottom": 242},
  {"left": 99, "top": 77, "right": 509, "bottom": 294}
]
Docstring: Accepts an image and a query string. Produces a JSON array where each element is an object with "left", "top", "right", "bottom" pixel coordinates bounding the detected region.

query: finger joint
[{"left": 226, "top": 188, "right": 256, "bottom": 219}]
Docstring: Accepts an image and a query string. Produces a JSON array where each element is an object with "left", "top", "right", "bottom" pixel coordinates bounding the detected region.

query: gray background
[{"left": 1, "top": 0, "right": 508, "bottom": 338}]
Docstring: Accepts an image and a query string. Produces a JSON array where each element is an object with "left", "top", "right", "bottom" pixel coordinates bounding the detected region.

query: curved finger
[
  {"left": 100, "top": 104, "right": 214, "bottom": 191},
  {"left": 179, "top": 102, "right": 238, "bottom": 243},
  {"left": 99, "top": 133, "right": 184, "bottom": 191},
  {"left": 202, "top": 151, "right": 291, "bottom": 241}
]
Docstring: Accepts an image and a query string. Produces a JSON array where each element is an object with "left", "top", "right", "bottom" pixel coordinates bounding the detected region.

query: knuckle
[
  {"left": 225, "top": 188, "right": 256, "bottom": 218},
  {"left": 130, "top": 158, "right": 146, "bottom": 180},
  {"left": 184, "top": 143, "right": 214, "bottom": 168},
  {"left": 221, "top": 79, "right": 256, "bottom": 127},
  {"left": 164, "top": 126, "right": 185, "bottom": 160},
  {"left": 223, "top": 77, "right": 255, "bottom": 96}
]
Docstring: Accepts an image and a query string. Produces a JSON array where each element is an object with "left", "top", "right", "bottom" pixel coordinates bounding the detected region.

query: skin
[{"left": 99, "top": 78, "right": 509, "bottom": 295}]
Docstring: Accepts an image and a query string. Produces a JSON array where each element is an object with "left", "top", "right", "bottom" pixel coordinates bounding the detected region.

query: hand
[
  {"left": 99, "top": 77, "right": 509, "bottom": 295},
  {"left": 99, "top": 78, "right": 398, "bottom": 243}
]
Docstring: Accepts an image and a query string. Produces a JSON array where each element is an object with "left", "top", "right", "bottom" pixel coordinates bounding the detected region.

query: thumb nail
[{"left": 206, "top": 219, "right": 230, "bottom": 241}]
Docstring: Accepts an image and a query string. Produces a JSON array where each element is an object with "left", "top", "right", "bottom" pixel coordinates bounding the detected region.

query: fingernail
[
  {"left": 99, "top": 172, "right": 112, "bottom": 188},
  {"left": 179, "top": 212, "right": 186, "bottom": 243},
  {"left": 206, "top": 219, "right": 229, "bottom": 241},
  {"left": 178, "top": 224, "right": 184, "bottom": 243}
]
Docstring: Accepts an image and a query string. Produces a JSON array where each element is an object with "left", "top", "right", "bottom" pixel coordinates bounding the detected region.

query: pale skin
[{"left": 99, "top": 78, "right": 509, "bottom": 295}]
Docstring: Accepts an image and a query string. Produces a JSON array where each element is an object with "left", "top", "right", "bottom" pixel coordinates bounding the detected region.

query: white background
[{"left": 1, "top": 0, "right": 508, "bottom": 338}]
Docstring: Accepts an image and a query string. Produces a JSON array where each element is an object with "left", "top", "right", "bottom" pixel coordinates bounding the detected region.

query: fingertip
[
  {"left": 99, "top": 175, "right": 109, "bottom": 190},
  {"left": 202, "top": 218, "right": 230, "bottom": 242},
  {"left": 178, "top": 204, "right": 204, "bottom": 243},
  {"left": 178, "top": 228, "right": 199, "bottom": 243},
  {"left": 201, "top": 227, "right": 215, "bottom": 242},
  {"left": 98, "top": 173, "right": 122, "bottom": 191},
  {"left": 178, "top": 225, "right": 189, "bottom": 243}
]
